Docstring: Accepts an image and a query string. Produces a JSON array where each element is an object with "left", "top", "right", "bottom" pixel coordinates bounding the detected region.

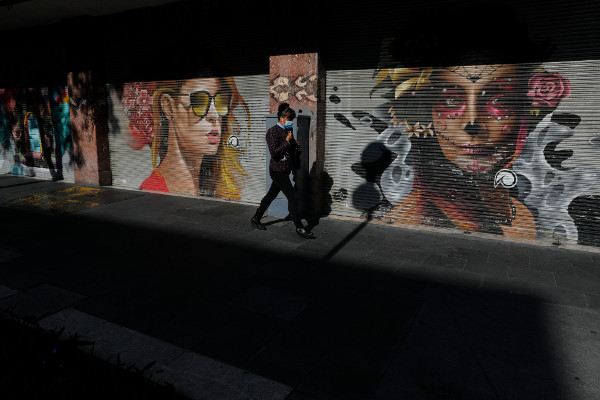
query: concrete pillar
[
  {"left": 269, "top": 53, "right": 326, "bottom": 216},
  {"left": 67, "top": 71, "right": 112, "bottom": 186}
]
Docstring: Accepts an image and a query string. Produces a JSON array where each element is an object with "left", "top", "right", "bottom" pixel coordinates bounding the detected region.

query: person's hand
[
  {"left": 295, "top": 140, "right": 300, "bottom": 146},
  {"left": 286, "top": 132, "right": 293, "bottom": 142}
]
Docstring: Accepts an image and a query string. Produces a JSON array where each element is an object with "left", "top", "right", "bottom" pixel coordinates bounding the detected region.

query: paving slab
[
  {"left": 228, "top": 284, "right": 312, "bottom": 321},
  {"left": 0, "top": 284, "right": 19, "bottom": 299},
  {"left": 160, "top": 351, "right": 292, "bottom": 400},
  {"left": 0, "top": 284, "right": 86, "bottom": 318},
  {"left": 39, "top": 307, "right": 292, "bottom": 400},
  {"left": 0, "top": 180, "right": 71, "bottom": 201},
  {"left": 1, "top": 176, "right": 600, "bottom": 400}
]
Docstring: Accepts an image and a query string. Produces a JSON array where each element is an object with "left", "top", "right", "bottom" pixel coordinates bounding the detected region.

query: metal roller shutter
[
  {"left": 0, "top": 86, "right": 75, "bottom": 182},
  {"left": 107, "top": 74, "right": 269, "bottom": 205},
  {"left": 323, "top": 0, "right": 600, "bottom": 246}
]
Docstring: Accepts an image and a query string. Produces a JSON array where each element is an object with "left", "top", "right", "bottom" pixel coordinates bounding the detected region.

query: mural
[
  {"left": 0, "top": 87, "right": 72, "bottom": 180},
  {"left": 372, "top": 65, "right": 586, "bottom": 240},
  {"left": 327, "top": 4, "right": 600, "bottom": 245},
  {"left": 270, "top": 74, "right": 319, "bottom": 103},
  {"left": 117, "top": 76, "right": 251, "bottom": 200}
]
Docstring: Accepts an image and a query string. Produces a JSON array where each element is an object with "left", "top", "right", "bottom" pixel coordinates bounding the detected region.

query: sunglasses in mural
[
  {"left": 171, "top": 90, "right": 232, "bottom": 118},
  {"left": 120, "top": 77, "right": 251, "bottom": 201}
]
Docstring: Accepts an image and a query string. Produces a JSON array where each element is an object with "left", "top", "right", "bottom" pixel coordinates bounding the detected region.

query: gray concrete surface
[{"left": 0, "top": 174, "right": 599, "bottom": 399}]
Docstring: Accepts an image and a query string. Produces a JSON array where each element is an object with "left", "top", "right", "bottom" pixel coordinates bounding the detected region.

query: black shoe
[
  {"left": 296, "top": 227, "right": 315, "bottom": 239},
  {"left": 251, "top": 216, "right": 266, "bottom": 230}
]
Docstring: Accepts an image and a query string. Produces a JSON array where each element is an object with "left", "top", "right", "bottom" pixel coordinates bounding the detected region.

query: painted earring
[{"left": 227, "top": 135, "right": 240, "bottom": 148}]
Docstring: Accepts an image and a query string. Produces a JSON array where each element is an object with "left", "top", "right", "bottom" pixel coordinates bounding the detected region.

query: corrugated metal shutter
[
  {"left": 0, "top": 86, "right": 74, "bottom": 182},
  {"left": 107, "top": 74, "right": 269, "bottom": 205},
  {"left": 322, "top": 0, "right": 600, "bottom": 245},
  {"left": 324, "top": 68, "right": 391, "bottom": 219}
]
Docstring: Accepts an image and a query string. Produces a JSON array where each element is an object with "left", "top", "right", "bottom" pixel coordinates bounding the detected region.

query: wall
[
  {"left": 321, "top": 0, "right": 600, "bottom": 247},
  {"left": 106, "top": 75, "right": 269, "bottom": 204},
  {"left": 0, "top": 86, "right": 74, "bottom": 181},
  {"left": 2, "top": 0, "right": 600, "bottom": 249}
]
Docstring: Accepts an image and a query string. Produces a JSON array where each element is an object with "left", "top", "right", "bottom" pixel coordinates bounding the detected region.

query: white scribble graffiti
[
  {"left": 495, "top": 169, "right": 518, "bottom": 188},
  {"left": 513, "top": 112, "right": 600, "bottom": 243},
  {"left": 378, "top": 123, "right": 413, "bottom": 204}
]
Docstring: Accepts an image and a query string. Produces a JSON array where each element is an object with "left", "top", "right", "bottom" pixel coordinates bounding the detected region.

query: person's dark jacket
[{"left": 266, "top": 124, "right": 299, "bottom": 173}]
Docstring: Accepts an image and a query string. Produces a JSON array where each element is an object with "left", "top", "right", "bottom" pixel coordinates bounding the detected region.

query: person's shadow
[{"left": 263, "top": 168, "right": 334, "bottom": 232}]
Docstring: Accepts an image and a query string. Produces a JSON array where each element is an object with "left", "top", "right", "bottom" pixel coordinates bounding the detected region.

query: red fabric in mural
[{"left": 139, "top": 171, "right": 168, "bottom": 192}]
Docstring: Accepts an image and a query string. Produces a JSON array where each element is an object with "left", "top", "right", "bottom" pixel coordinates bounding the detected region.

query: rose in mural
[{"left": 527, "top": 72, "right": 571, "bottom": 108}]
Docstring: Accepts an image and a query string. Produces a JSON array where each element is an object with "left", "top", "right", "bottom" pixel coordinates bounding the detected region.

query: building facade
[{"left": 1, "top": 0, "right": 599, "bottom": 247}]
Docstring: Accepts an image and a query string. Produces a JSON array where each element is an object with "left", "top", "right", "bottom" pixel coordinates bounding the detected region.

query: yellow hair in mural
[{"left": 149, "top": 78, "right": 250, "bottom": 200}]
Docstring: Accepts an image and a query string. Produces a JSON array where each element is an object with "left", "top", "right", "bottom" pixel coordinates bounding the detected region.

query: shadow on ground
[{"left": 0, "top": 202, "right": 567, "bottom": 400}]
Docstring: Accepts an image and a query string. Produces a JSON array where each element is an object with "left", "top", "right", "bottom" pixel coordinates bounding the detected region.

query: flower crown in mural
[
  {"left": 374, "top": 66, "right": 572, "bottom": 138},
  {"left": 121, "top": 82, "right": 157, "bottom": 150}
]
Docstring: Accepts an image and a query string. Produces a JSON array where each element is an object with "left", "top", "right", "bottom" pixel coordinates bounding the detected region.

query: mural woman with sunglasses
[{"left": 125, "top": 75, "right": 249, "bottom": 199}]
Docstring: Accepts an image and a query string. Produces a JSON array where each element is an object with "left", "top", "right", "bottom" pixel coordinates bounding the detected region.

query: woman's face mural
[
  {"left": 119, "top": 73, "right": 249, "bottom": 200},
  {"left": 329, "top": 24, "right": 595, "bottom": 245},
  {"left": 166, "top": 78, "right": 227, "bottom": 158},
  {"left": 432, "top": 65, "right": 520, "bottom": 173}
]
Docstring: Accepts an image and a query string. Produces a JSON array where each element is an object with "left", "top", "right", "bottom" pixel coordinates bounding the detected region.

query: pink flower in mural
[
  {"left": 136, "top": 88, "right": 152, "bottom": 112},
  {"left": 121, "top": 84, "right": 137, "bottom": 111},
  {"left": 129, "top": 110, "right": 154, "bottom": 150},
  {"left": 121, "top": 82, "right": 156, "bottom": 150},
  {"left": 527, "top": 73, "right": 571, "bottom": 108}
]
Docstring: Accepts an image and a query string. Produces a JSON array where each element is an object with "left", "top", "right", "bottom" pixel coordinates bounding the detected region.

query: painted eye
[
  {"left": 446, "top": 98, "right": 461, "bottom": 106},
  {"left": 490, "top": 97, "right": 502, "bottom": 105}
]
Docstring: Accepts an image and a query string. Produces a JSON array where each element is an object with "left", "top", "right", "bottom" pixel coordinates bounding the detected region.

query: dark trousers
[{"left": 258, "top": 170, "right": 301, "bottom": 227}]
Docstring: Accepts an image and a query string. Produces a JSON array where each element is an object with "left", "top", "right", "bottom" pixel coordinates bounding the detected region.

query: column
[
  {"left": 269, "top": 53, "right": 326, "bottom": 216},
  {"left": 67, "top": 71, "right": 112, "bottom": 186}
]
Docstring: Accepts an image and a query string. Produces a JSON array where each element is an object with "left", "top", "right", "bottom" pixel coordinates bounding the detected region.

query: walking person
[{"left": 251, "top": 103, "right": 315, "bottom": 239}]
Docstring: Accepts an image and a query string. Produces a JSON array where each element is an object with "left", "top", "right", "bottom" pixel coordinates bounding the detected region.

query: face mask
[{"left": 284, "top": 121, "right": 293, "bottom": 129}]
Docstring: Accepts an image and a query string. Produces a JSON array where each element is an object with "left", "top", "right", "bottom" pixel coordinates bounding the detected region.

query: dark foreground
[
  {"left": 0, "top": 309, "right": 187, "bottom": 399},
  {"left": 0, "top": 175, "right": 599, "bottom": 400}
]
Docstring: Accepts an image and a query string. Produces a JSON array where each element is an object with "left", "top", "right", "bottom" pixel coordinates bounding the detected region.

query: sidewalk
[{"left": 0, "top": 174, "right": 599, "bottom": 400}]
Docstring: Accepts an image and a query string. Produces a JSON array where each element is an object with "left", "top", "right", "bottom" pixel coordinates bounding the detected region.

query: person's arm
[{"left": 267, "top": 128, "right": 291, "bottom": 159}]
